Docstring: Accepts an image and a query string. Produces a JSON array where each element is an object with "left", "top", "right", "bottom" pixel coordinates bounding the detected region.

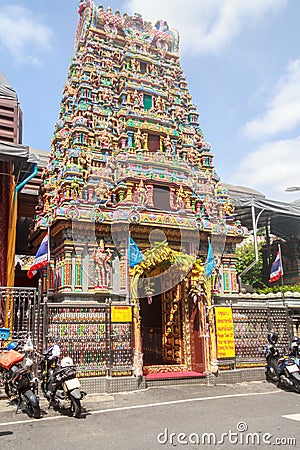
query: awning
[
  {"left": 0, "top": 141, "right": 30, "bottom": 159},
  {"left": 0, "top": 141, "right": 39, "bottom": 184},
  {"left": 228, "top": 193, "right": 300, "bottom": 241}
]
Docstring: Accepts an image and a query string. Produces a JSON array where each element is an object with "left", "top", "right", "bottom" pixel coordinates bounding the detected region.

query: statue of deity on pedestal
[
  {"left": 93, "top": 240, "right": 112, "bottom": 288},
  {"left": 136, "top": 179, "right": 147, "bottom": 206}
]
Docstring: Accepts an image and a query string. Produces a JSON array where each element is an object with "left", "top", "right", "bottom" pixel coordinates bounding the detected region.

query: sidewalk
[{"left": 0, "top": 392, "right": 114, "bottom": 413}]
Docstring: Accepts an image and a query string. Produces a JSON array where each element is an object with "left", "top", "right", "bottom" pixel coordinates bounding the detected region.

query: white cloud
[
  {"left": 232, "top": 136, "right": 300, "bottom": 201},
  {"left": 0, "top": 5, "right": 52, "bottom": 64},
  {"left": 243, "top": 59, "right": 300, "bottom": 140},
  {"left": 125, "top": 0, "right": 286, "bottom": 55}
]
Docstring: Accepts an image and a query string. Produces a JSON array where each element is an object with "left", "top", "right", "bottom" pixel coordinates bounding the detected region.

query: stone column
[
  {"left": 61, "top": 246, "right": 73, "bottom": 292},
  {"left": 88, "top": 244, "right": 96, "bottom": 292},
  {"left": 74, "top": 245, "right": 84, "bottom": 292},
  {"left": 48, "top": 256, "right": 55, "bottom": 296},
  {"left": 119, "top": 244, "right": 127, "bottom": 293}
]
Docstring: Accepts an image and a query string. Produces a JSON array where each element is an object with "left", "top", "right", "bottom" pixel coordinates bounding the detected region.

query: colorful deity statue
[
  {"left": 95, "top": 179, "right": 109, "bottom": 202},
  {"left": 129, "top": 90, "right": 142, "bottom": 109},
  {"left": 99, "top": 129, "right": 112, "bottom": 148},
  {"left": 163, "top": 135, "right": 173, "bottom": 155},
  {"left": 223, "top": 197, "right": 235, "bottom": 216},
  {"left": 134, "top": 129, "right": 146, "bottom": 150},
  {"left": 136, "top": 179, "right": 147, "bottom": 205},
  {"left": 70, "top": 176, "right": 81, "bottom": 199},
  {"left": 176, "top": 185, "right": 186, "bottom": 210},
  {"left": 93, "top": 240, "right": 112, "bottom": 288}
]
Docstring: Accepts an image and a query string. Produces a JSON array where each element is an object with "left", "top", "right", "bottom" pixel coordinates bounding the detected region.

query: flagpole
[
  {"left": 36, "top": 274, "right": 42, "bottom": 357},
  {"left": 278, "top": 243, "right": 285, "bottom": 302},
  {"left": 278, "top": 243, "right": 291, "bottom": 342},
  {"left": 126, "top": 229, "right": 130, "bottom": 302},
  {"left": 47, "top": 226, "right": 50, "bottom": 301}
]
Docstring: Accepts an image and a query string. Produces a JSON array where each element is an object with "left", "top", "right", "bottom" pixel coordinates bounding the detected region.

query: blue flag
[
  {"left": 205, "top": 240, "right": 216, "bottom": 277},
  {"left": 128, "top": 237, "right": 143, "bottom": 268}
]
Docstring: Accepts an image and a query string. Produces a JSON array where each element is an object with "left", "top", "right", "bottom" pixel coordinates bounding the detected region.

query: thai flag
[
  {"left": 269, "top": 250, "right": 283, "bottom": 283},
  {"left": 27, "top": 233, "right": 49, "bottom": 278}
]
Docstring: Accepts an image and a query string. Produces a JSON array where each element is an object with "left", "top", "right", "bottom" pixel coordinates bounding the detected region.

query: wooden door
[{"left": 162, "top": 285, "right": 183, "bottom": 363}]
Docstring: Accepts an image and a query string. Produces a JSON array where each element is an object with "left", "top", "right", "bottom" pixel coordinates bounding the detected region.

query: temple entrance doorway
[
  {"left": 130, "top": 240, "right": 206, "bottom": 376},
  {"left": 140, "top": 294, "right": 163, "bottom": 365},
  {"left": 140, "top": 283, "right": 184, "bottom": 368}
]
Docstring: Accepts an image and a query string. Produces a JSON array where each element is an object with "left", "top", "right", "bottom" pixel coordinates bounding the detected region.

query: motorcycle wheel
[
  {"left": 4, "top": 383, "right": 11, "bottom": 398},
  {"left": 24, "top": 392, "right": 41, "bottom": 419},
  {"left": 266, "top": 362, "right": 279, "bottom": 383},
  {"left": 26, "top": 401, "right": 41, "bottom": 419},
  {"left": 293, "top": 381, "right": 300, "bottom": 394},
  {"left": 70, "top": 396, "right": 81, "bottom": 418}
]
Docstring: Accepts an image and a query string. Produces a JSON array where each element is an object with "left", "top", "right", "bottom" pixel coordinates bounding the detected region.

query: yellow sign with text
[
  {"left": 215, "top": 307, "right": 235, "bottom": 359},
  {"left": 111, "top": 306, "right": 132, "bottom": 323}
]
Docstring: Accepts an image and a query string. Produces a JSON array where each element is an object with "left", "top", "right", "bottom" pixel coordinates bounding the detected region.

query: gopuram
[{"left": 31, "top": 0, "right": 247, "bottom": 382}]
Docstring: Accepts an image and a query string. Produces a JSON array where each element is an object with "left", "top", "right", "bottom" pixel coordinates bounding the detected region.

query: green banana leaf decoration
[{"left": 129, "top": 240, "right": 205, "bottom": 302}]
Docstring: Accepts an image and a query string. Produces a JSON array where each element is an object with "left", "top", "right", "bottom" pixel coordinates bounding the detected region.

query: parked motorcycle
[
  {"left": 40, "top": 350, "right": 85, "bottom": 418},
  {"left": 265, "top": 332, "right": 300, "bottom": 393},
  {"left": 289, "top": 335, "right": 300, "bottom": 359},
  {"left": 0, "top": 341, "right": 41, "bottom": 418}
]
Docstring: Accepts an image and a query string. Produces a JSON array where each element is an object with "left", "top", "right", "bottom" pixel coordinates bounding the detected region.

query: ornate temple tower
[{"left": 32, "top": 1, "right": 246, "bottom": 378}]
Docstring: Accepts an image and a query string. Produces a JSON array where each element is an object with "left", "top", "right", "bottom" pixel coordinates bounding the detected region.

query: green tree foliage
[
  {"left": 257, "top": 284, "right": 300, "bottom": 294},
  {"left": 235, "top": 241, "right": 263, "bottom": 288}
]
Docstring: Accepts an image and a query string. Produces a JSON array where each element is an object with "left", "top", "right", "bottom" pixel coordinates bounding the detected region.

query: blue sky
[{"left": 0, "top": 0, "right": 299, "bottom": 202}]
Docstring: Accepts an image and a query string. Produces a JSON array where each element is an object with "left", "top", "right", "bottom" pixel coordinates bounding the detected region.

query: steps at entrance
[{"left": 145, "top": 371, "right": 206, "bottom": 381}]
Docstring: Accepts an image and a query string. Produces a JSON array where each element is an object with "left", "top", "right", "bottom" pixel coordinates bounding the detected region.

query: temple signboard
[
  {"left": 215, "top": 307, "right": 235, "bottom": 359},
  {"left": 111, "top": 306, "right": 132, "bottom": 323}
]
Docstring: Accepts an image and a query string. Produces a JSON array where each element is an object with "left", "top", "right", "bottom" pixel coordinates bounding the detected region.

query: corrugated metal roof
[{"left": 228, "top": 192, "right": 300, "bottom": 240}]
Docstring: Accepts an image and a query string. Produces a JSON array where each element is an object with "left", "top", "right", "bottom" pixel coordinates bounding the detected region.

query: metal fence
[
  {"left": 46, "top": 303, "right": 134, "bottom": 377},
  {"left": 0, "top": 287, "right": 40, "bottom": 344}
]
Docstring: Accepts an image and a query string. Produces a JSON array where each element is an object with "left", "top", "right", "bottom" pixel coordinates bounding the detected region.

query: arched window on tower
[
  {"left": 143, "top": 94, "right": 152, "bottom": 111},
  {"left": 140, "top": 62, "right": 147, "bottom": 73},
  {"left": 148, "top": 134, "right": 160, "bottom": 152},
  {"left": 153, "top": 185, "right": 170, "bottom": 211}
]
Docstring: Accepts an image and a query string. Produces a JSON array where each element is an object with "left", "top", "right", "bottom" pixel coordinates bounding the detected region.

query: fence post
[{"left": 42, "top": 299, "right": 48, "bottom": 353}]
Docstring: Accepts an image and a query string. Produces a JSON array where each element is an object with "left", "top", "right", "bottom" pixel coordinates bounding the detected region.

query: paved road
[{"left": 0, "top": 381, "right": 299, "bottom": 449}]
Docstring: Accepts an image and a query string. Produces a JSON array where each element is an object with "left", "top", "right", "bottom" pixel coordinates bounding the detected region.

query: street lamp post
[{"left": 285, "top": 187, "right": 300, "bottom": 192}]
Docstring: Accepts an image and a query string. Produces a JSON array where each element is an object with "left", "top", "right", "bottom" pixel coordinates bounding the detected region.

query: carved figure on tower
[
  {"left": 70, "top": 176, "right": 81, "bottom": 199},
  {"left": 163, "top": 135, "right": 173, "bottom": 155},
  {"left": 93, "top": 240, "right": 112, "bottom": 288},
  {"left": 99, "top": 129, "right": 112, "bottom": 148},
  {"left": 223, "top": 197, "right": 235, "bottom": 216},
  {"left": 136, "top": 180, "right": 147, "bottom": 206},
  {"left": 194, "top": 131, "right": 206, "bottom": 150},
  {"left": 134, "top": 129, "right": 146, "bottom": 150},
  {"left": 95, "top": 179, "right": 109, "bottom": 203},
  {"left": 78, "top": 150, "right": 91, "bottom": 181},
  {"left": 129, "top": 90, "right": 142, "bottom": 109},
  {"left": 176, "top": 185, "right": 186, "bottom": 210}
]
